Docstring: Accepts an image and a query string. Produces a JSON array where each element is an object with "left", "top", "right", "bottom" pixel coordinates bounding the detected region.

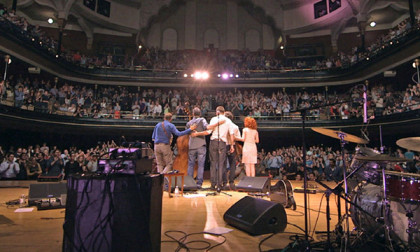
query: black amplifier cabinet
[{"left": 63, "top": 173, "right": 163, "bottom": 252}]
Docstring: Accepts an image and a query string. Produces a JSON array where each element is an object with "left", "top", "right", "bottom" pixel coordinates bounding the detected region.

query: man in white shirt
[
  {"left": 0, "top": 153, "right": 20, "bottom": 179},
  {"left": 205, "top": 106, "right": 235, "bottom": 192}
]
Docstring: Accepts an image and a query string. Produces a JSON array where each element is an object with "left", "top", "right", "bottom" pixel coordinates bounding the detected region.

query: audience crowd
[
  {"left": 1, "top": 73, "right": 420, "bottom": 121},
  {"left": 0, "top": 142, "right": 419, "bottom": 182},
  {"left": 1, "top": 5, "right": 419, "bottom": 73},
  {"left": 257, "top": 145, "right": 420, "bottom": 183}
]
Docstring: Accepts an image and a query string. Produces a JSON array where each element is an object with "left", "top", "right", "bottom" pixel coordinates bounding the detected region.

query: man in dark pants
[
  {"left": 187, "top": 107, "right": 223, "bottom": 188},
  {"left": 207, "top": 106, "right": 234, "bottom": 192},
  {"left": 224, "top": 111, "right": 240, "bottom": 190}
]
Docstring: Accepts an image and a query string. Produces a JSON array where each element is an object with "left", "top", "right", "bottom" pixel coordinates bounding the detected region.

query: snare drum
[{"left": 385, "top": 171, "right": 420, "bottom": 203}]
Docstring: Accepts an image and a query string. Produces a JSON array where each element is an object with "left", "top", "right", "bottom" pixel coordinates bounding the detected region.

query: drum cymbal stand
[
  {"left": 381, "top": 165, "right": 395, "bottom": 251},
  {"left": 337, "top": 132, "right": 351, "bottom": 250}
]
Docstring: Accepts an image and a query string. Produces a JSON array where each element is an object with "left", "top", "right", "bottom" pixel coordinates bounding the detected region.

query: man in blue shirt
[{"left": 152, "top": 112, "right": 196, "bottom": 173}]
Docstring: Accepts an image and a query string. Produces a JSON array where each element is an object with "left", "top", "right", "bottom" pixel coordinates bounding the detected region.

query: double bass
[{"left": 172, "top": 108, "right": 196, "bottom": 176}]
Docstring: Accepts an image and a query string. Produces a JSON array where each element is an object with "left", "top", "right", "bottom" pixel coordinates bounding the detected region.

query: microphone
[{"left": 363, "top": 84, "right": 367, "bottom": 124}]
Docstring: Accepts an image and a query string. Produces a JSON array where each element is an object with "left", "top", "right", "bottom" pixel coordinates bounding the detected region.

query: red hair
[{"left": 244, "top": 117, "right": 257, "bottom": 129}]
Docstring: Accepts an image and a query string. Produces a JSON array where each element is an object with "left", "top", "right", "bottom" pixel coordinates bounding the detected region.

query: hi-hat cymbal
[
  {"left": 311, "top": 128, "right": 368, "bottom": 144},
  {"left": 396, "top": 137, "right": 420, "bottom": 152},
  {"left": 355, "top": 154, "right": 409, "bottom": 162}
]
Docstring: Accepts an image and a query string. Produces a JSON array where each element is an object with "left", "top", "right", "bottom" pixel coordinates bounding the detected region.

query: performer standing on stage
[
  {"left": 187, "top": 107, "right": 224, "bottom": 188},
  {"left": 193, "top": 106, "right": 234, "bottom": 191},
  {"left": 224, "top": 111, "right": 241, "bottom": 190},
  {"left": 152, "top": 112, "right": 196, "bottom": 174},
  {"left": 236, "top": 117, "right": 259, "bottom": 177}
]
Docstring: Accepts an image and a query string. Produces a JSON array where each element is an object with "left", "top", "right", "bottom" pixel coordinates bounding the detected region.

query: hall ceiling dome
[{"left": 7, "top": 0, "right": 418, "bottom": 42}]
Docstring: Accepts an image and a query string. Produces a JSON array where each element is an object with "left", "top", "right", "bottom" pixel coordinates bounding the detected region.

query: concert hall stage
[{"left": 0, "top": 179, "right": 355, "bottom": 251}]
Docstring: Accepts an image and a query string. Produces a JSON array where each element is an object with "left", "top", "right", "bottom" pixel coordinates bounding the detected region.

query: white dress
[{"left": 241, "top": 128, "right": 258, "bottom": 164}]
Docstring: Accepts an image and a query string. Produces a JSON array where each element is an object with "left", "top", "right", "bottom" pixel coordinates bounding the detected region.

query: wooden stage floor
[{"left": 0, "top": 179, "right": 351, "bottom": 252}]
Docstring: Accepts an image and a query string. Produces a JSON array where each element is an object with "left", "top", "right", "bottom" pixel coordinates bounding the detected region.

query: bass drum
[{"left": 351, "top": 183, "right": 420, "bottom": 245}]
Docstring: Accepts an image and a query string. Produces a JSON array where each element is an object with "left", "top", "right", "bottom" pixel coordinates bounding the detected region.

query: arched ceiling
[{"left": 1, "top": 0, "right": 417, "bottom": 43}]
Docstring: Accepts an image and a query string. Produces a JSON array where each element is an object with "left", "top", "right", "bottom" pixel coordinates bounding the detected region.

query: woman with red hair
[{"left": 236, "top": 117, "right": 259, "bottom": 176}]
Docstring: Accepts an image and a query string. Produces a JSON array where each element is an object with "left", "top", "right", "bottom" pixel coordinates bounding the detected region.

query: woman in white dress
[{"left": 236, "top": 117, "right": 259, "bottom": 177}]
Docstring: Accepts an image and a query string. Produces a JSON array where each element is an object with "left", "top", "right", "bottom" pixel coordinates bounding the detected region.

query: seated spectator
[
  {"left": 26, "top": 156, "right": 42, "bottom": 180},
  {"left": 46, "top": 150, "right": 64, "bottom": 176},
  {"left": 0, "top": 153, "right": 20, "bottom": 179}
]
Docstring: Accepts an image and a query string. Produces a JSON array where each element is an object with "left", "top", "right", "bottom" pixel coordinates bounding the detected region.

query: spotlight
[
  {"left": 229, "top": 74, "right": 233, "bottom": 78},
  {"left": 190, "top": 74, "right": 194, "bottom": 78},
  {"left": 235, "top": 74, "right": 239, "bottom": 78},
  {"left": 217, "top": 74, "right": 221, "bottom": 78},
  {"left": 202, "top": 72, "right": 209, "bottom": 80},
  {"left": 222, "top": 73, "right": 229, "bottom": 79},
  {"left": 280, "top": 45, "right": 284, "bottom": 50},
  {"left": 138, "top": 45, "right": 142, "bottom": 49},
  {"left": 390, "top": 41, "right": 393, "bottom": 45},
  {"left": 370, "top": 21, "right": 376, "bottom": 27},
  {"left": 183, "top": 73, "right": 188, "bottom": 78},
  {"left": 56, "top": 55, "right": 59, "bottom": 58},
  {"left": 47, "top": 18, "right": 54, "bottom": 24},
  {"left": 194, "top": 71, "right": 202, "bottom": 80}
]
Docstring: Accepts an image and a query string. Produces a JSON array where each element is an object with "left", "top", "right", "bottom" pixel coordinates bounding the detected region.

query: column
[
  {"left": 184, "top": 0, "right": 197, "bottom": 50},
  {"left": 226, "top": 1, "right": 238, "bottom": 50}
]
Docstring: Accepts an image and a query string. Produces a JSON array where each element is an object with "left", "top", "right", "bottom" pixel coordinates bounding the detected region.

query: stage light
[
  {"left": 183, "top": 73, "right": 188, "bottom": 78},
  {"left": 222, "top": 73, "right": 229, "bottom": 79},
  {"left": 229, "top": 74, "right": 233, "bottom": 78},
  {"left": 194, "top": 71, "right": 202, "bottom": 80},
  {"left": 202, "top": 72, "right": 209, "bottom": 80},
  {"left": 280, "top": 45, "right": 284, "bottom": 50},
  {"left": 217, "top": 74, "right": 221, "bottom": 78},
  {"left": 190, "top": 74, "right": 194, "bottom": 78},
  {"left": 56, "top": 55, "right": 59, "bottom": 58},
  {"left": 48, "top": 18, "right": 54, "bottom": 24},
  {"left": 138, "top": 45, "right": 142, "bottom": 49},
  {"left": 370, "top": 21, "right": 376, "bottom": 27},
  {"left": 235, "top": 74, "right": 239, "bottom": 78}
]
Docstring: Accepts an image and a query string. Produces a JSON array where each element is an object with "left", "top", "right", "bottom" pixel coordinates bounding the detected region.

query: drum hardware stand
[
  {"left": 381, "top": 166, "right": 396, "bottom": 252},
  {"left": 399, "top": 202, "right": 420, "bottom": 250},
  {"left": 336, "top": 132, "right": 351, "bottom": 250},
  {"left": 316, "top": 179, "right": 379, "bottom": 251}
]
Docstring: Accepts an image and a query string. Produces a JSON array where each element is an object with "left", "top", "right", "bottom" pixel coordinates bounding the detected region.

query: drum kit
[{"left": 312, "top": 128, "right": 420, "bottom": 251}]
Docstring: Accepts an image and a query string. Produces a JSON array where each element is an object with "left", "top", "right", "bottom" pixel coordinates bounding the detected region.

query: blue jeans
[{"left": 188, "top": 146, "right": 206, "bottom": 186}]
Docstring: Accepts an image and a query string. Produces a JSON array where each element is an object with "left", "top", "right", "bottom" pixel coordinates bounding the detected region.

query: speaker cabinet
[
  {"left": 63, "top": 174, "right": 163, "bottom": 252},
  {"left": 164, "top": 175, "right": 197, "bottom": 191},
  {"left": 28, "top": 182, "right": 67, "bottom": 205},
  {"left": 236, "top": 176, "right": 271, "bottom": 193},
  {"left": 224, "top": 196, "right": 287, "bottom": 235}
]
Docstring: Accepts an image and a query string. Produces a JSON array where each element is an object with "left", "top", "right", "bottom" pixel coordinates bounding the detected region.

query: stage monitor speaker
[
  {"left": 28, "top": 182, "right": 67, "bottom": 205},
  {"left": 223, "top": 196, "right": 287, "bottom": 235},
  {"left": 164, "top": 175, "right": 197, "bottom": 191},
  {"left": 63, "top": 174, "right": 163, "bottom": 252},
  {"left": 236, "top": 176, "right": 270, "bottom": 193}
]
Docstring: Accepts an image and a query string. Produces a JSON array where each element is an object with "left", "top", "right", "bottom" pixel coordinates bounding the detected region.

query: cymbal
[
  {"left": 396, "top": 137, "right": 420, "bottom": 152},
  {"left": 311, "top": 128, "right": 368, "bottom": 144},
  {"left": 355, "top": 154, "right": 409, "bottom": 162}
]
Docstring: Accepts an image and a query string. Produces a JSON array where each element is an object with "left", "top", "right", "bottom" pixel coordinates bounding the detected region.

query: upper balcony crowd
[
  {"left": 1, "top": 5, "right": 419, "bottom": 74},
  {"left": 0, "top": 72, "right": 419, "bottom": 121}
]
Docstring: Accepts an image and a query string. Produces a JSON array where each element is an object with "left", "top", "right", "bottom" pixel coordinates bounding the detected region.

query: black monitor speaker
[
  {"left": 223, "top": 196, "right": 287, "bottom": 235},
  {"left": 63, "top": 174, "right": 163, "bottom": 252}
]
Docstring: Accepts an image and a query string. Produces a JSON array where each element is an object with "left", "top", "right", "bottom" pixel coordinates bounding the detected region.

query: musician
[
  {"left": 187, "top": 107, "right": 223, "bottom": 188},
  {"left": 152, "top": 112, "right": 196, "bottom": 174},
  {"left": 192, "top": 106, "right": 234, "bottom": 192},
  {"left": 224, "top": 111, "right": 240, "bottom": 190}
]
